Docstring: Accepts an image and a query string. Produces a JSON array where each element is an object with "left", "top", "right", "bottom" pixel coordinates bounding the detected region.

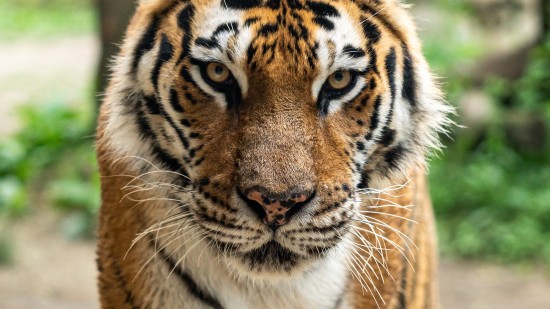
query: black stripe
[
  {"left": 136, "top": 107, "right": 191, "bottom": 184},
  {"left": 165, "top": 114, "right": 190, "bottom": 150},
  {"left": 144, "top": 95, "right": 161, "bottom": 115},
  {"left": 383, "top": 48, "right": 397, "bottom": 136},
  {"left": 266, "top": 0, "right": 281, "bottom": 9},
  {"left": 185, "top": 91, "right": 199, "bottom": 105},
  {"left": 178, "top": 4, "right": 194, "bottom": 32},
  {"left": 198, "top": 223, "right": 251, "bottom": 241},
  {"left": 180, "top": 65, "right": 198, "bottom": 86},
  {"left": 222, "top": 0, "right": 261, "bottom": 9},
  {"left": 385, "top": 48, "right": 397, "bottom": 105},
  {"left": 247, "top": 44, "right": 258, "bottom": 68},
  {"left": 169, "top": 88, "right": 184, "bottom": 112},
  {"left": 213, "top": 22, "right": 239, "bottom": 37},
  {"left": 152, "top": 34, "right": 175, "bottom": 91},
  {"left": 258, "top": 23, "right": 279, "bottom": 36},
  {"left": 132, "top": 17, "right": 161, "bottom": 75},
  {"left": 289, "top": 220, "right": 347, "bottom": 235},
  {"left": 195, "top": 37, "right": 219, "bottom": 49},
  {"left": 194, "top": 22, "right": 238, "bottom": 50},
  {"left": 362, "top": 19, "right": 381, "bottom": 44},
  {"left": 136, "top": 107, "right": 157, "bottom": 140},
  {"left": 358, "top": 4, "right": 404, "bottom": 43},
  {"left": 365, "top": 95, "right": 382, "bottom": 140},
  {"left": 287, "top": 24, "right": 307, "bottom": 40},
  {"left": 110, "top": 257, "right": 140, "bottom": 309},
  {"left": 144, "top": 96, "right": 191, "bottom": 149},
  {"left": 177, "top": 5, "right": 195, "bottom": 61},
  {"left": 369, "top": 77, "right": 377, "bottom": 90},
  {"left": 306, "top": 1, "right": 340, "bottom": 17},
  {"left": 402, "top": 45, "right": 417, "bottom": 107},
  {"left": 357, "top": 170, "right": 370, "bottom": 189},
  {"left": 379, "top": 126, "right": 396, "bottom": 146},
  {"left": 385, "top": 143, "right": 405, "bottom": 168},
  {"left": 132, "top": 2, "right": 181, "bottom": 75},
  {"left": 397, "top": 263, "right": 408, "bottom": 309},
  {"left": 181, "top": 119, "right": 192, "bottom": 127},
  {"left": 244, "top": 17, "right": 260, "bottom": 27},
  {"left": 342, "top": 45, "right": 366, "bottom": 58},
  {"left": 155, "top": 241, "right": 224, "bottom": 309},
  {"left": 287, "top": 0, "right": 304, "bottom": 10},
  {"left": 312, "top": 17, "right": 334, "bottom": 31},
  {"left": 317, "top": 95, "right": 330, "bottom": 116}
]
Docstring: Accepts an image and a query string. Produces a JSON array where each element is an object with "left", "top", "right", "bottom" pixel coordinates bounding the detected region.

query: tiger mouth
[{"left": 240, "top": 241, "right": 301, "bottom": 271}]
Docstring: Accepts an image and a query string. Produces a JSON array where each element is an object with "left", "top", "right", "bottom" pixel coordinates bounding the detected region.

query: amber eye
[
  {"left": 206, "top": 62, "right": 231, "bottom": 84},
  {"left": 327, "top": 70, "right": 352, "bottom": 90}
]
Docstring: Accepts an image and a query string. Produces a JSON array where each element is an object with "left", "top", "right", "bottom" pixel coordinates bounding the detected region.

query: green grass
[{"left": 0, "top": 0, "right": 95, "bottom": 40}]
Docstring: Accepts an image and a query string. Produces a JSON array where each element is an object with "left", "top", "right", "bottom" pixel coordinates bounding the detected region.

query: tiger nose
[{"left": 239, "top": 189, "right": 314, "bottom": 230}]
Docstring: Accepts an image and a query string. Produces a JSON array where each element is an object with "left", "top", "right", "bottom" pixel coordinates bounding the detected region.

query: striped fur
[{"left": 96, "top": 0, "right": 452, "bottom": 308}]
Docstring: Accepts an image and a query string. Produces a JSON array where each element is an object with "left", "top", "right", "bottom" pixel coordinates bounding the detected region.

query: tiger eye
[
  {"left": 328, "top": 70, "right": 352, "bottom": 90},
  {"left": 206, "top": 62, "right": 231, "bottom": 83}
]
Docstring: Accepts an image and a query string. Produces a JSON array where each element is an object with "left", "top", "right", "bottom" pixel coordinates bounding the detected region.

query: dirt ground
[{"left": 1, "top": 36, "right": 550, "bottom": 309}]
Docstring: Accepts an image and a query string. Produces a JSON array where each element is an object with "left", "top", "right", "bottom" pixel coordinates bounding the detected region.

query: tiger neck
[{"left": 166, "top": 240, "right": 351, "bottom": 309}]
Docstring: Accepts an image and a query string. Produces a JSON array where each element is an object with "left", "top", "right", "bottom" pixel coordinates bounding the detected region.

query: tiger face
[{"left": 105, "top": 0, "right": 450, "bottom": 278}]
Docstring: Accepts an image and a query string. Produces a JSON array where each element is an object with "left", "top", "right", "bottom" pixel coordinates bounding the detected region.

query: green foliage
[
  {"left": 430, "top": 34, "right": 550, "bottom": 264},
  {"left": 0, "top": 0, "right": 94, "bottom": 40},
  {"left": 516, "top": 35, "right": 550, "bottom": 114},
  {"left": 432, "top": 128, "right": 550, "bottom": 263},
  {"left": 0, "top": 102, "right": 99, "bottom": 239},
  {"left": 48, "top": 145, "right": 100, "bottom": 239}
]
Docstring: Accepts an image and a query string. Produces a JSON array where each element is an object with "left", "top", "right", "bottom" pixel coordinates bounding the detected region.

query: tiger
[{"left": 95, "top": 0, "right": 452, "bottom": 308}]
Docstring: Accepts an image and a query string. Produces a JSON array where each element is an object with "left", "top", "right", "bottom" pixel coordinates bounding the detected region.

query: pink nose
[{"left": 246, "top": 191, "right": 310, "bottom": 227}]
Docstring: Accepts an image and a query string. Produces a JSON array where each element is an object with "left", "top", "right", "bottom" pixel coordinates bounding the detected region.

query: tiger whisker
[
  {"left": 127, "top": 214, "right": 192, "bottom": 259},
  {"left": 132, "top": 220, "right": 198, "bottom": 282}
]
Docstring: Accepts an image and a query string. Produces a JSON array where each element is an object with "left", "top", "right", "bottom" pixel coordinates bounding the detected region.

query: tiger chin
[{"left": 95, "top": 0, "right": 453, "bottom": 308}]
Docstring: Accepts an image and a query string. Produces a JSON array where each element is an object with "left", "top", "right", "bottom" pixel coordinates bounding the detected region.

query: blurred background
[{"left": 0, "top": 0, "right": 549, "bottom": 308}]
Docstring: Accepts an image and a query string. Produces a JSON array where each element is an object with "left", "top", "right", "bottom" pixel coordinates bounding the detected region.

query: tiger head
[{"left": 103, "top": 0, "right": 451, "bottom": 279}]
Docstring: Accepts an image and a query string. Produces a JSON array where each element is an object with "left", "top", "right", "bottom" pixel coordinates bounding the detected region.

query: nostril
[
  {"left": 237, "top": 188, "right": 315, "bottom": 228},
  {"left": 237, "top": 189, "right": 267, "bottom": 222},
  {"left": 284, "top": 191, "right": 316, "bottom": 221}
]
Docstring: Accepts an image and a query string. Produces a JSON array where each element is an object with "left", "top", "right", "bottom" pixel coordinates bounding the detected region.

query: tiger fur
[{"left": 95, "top": 0, "right": 452, "bottom": 308}]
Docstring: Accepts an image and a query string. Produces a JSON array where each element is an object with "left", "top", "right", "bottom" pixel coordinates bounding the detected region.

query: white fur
[
  {"left": 189, "top": 3, "right": 252, "bottom": 101},
  {"left": 311, "top": 6, "right": 368, "bottom": 113},
  {"left": 154, "top": 219, "right": 352, "bottom": 309}
]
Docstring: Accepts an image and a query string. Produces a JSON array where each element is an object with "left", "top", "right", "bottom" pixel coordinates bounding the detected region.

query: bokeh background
[{"left": 0, "top": 0, "right": 549, "bottom": 308}]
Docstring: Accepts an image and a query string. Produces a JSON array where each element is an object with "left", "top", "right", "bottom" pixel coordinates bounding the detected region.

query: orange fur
[{"left": 96, "top": 0, "right": 449, "bottom": 308}]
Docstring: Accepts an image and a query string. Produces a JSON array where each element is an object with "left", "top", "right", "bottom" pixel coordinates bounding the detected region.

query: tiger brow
[{"left": 194, "top": 22, "right": 240, "bottom": 50}]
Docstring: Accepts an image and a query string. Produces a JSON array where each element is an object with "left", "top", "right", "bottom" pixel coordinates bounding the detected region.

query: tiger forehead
[{"left": 189, "top": 0, "right": 368, "bottom": 70}]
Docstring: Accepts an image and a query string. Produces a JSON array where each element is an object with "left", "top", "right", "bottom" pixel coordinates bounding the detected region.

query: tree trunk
[
  {"left": 95, "top": 0, "right": 136, "bottom": 107},
  {"left": 543, "top": 0, "right": 549, "bottom": 36}
]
